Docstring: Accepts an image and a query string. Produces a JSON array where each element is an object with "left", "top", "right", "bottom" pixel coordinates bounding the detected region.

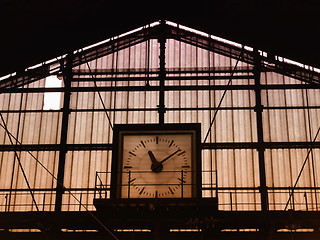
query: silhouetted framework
[{"left": 0, "top": 20, "right": 320, "bottom": 239}]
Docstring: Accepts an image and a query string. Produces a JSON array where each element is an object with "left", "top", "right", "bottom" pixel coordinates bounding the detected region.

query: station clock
[{"left": 111, "top": 124, "right": 201, "bottom": 199}]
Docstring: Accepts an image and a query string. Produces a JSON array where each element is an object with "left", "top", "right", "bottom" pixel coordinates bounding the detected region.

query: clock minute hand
[{"left": 160, "top": 149, "right": 181, "bottom": 164}]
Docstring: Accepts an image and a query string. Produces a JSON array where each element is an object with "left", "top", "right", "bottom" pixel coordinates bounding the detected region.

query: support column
[
  {"left": 158, "top": 20, "right": 166, "bottom": 125},
  {"left": 55, "top": 53, "right": 73, "bottom": 212},
  {"left": 253, "top": 50, "right": 269, "bottom": 212}
]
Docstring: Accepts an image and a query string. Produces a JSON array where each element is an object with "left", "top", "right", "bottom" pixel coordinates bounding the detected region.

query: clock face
[
  {"left": 111, "top": 124, "right": 201, "bottom": 199},
  {"left": 121, "top": 133, "right": 192, "bottom": 198}
]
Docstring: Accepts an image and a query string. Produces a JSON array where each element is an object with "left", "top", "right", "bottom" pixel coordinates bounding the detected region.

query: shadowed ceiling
[{"left": 1, "top": 0, "right": 319, "bottom": 77}]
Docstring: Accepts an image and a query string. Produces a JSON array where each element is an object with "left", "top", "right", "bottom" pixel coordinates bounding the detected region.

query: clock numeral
[
  {"left": 178, "top": 177, "right": 186, "bottom": 183},
  {"left": 140, "top": 141, "right": 146, "bottom": 148},
  {"left": 128, "top": 178, "right": 136, "bottom": 184},
  {"left": 129, "top": 151, "right": 136, "bottom": 156},
  {"left": 169, "top": 140, "right": 174, "bottom": 148},
  {"left": 124, "top": 166, "right": 132, "bottom": 169},
  {"left": 139, "top": 187, "right": 145, "bottom": 195},
  {"left": 177, "top": 150, "right": 185, "bottom": 156},
  {"left": 168, "top": 187, "right": 174, "bottom": 195},
  {"left": 156, "top": 136, "right": 159, "bottom": 144},
  {"left": 155, "top": 190, "right": 158, "bottom": 198},
  {"left": 182, "top": 165, "right": 190, "bottom": 168}
]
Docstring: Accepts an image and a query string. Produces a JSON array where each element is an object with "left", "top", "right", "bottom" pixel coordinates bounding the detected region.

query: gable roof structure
[{"left": 1, "top": 20, "right": 320, "bottom": 90}]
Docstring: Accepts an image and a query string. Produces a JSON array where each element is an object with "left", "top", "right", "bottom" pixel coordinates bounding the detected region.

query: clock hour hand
[
  {"left": 160, "top": 149, "right": 181, "bottom": 164},
  {"left": 148, "top": 151, "right": 163, "bottom": 173}
]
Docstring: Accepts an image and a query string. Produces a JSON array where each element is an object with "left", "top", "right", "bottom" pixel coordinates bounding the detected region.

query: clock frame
[{"left": 111, "top": 124, "right": 201, "bottom": 199}]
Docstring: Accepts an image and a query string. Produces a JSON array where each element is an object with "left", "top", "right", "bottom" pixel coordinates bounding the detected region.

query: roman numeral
[
  {"left": 156, "top": 136, "right": 159, "bottom": 144},
  {"left": 169, "top": 140, "right": 174, "bottom": 147},
  {"left": 168, "top": 187, "right": 174, "bottom": 194},
  {"left": 124, "top": 166, "right": 132, "bottom": 169},
  {"left": 182, "top": 165, "right": 190, "bottom": 168}
]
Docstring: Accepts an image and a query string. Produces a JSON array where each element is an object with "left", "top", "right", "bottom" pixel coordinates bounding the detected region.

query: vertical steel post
[
  {"left": 42, "top": 193, "right": 46, "bottom": 211},
  {"left": 55, "top": 53, "right": 73, "bottom": 212},
  {"left": 128, "top": 170, "right": 131, "bottom": 198},
  {"left": 79, "top": 192, "right": 82, "bottom": 211},
  {"left": 181, "top": 170, "right": 184, "bottom": 198},
  {"left": 5, "top": 194, "right": 8, "bottom": 212},
  {"left": 158, "top": 20, "right": 166, "bottom": 125},
  {"left": 94, "top": 172, "right": 98, "bottom": 199},
  {"left": 253, "top": 50, "right": 269, "bottom": 212},
  {"left": 304, "top": 192, "right": 309, "bottom": 211},
  {"left": 291, "top": 188, "right": 295, "bottom": 210}
]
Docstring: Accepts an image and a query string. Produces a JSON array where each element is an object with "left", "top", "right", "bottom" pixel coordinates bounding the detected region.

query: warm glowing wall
[{"left": 0, "top": 38, "right": 319, "bottom": 212}]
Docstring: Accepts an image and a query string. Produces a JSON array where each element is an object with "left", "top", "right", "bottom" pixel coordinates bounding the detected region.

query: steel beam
[
  {"left": 0, "top": 230, "right": 319, "bottom": 240},
  {"left": 71, "top": 75, "right": 254, "bottom": 82},
  {"left": 2, "top": 83, "right": 320, "bottom": 94},
  {"left": 0, "top": 211, "right": 320, "bottom": 233},
  {"left": 0, "top": 141, "right": 320, "bottom": 152},
  {"left": 253, "top": 50, "right": 269, "bottom": 212},
  {"left": 55, "top": 53, "right": 73, "bottom": 212},
  {"left": 158, "top": 20, "right": 167, "bottom": 124}
]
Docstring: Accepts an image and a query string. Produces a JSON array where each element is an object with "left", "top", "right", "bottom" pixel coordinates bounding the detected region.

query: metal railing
[
  {"left": 1, "top": 174, "right": 319, "bottom": 212},
  {"left": 95, "top": 170, "right": 218, "bottom": 199},
  {"left": 0, "top": 190, "right": 97, "bottom": 212}
]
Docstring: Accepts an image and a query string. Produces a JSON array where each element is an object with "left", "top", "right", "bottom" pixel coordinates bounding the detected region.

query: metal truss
[{"left": 1, "top": 21, "right": 319, "bottom": 90}]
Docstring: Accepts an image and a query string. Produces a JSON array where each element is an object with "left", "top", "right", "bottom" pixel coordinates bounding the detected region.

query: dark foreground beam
[
  {"left": 0, "top": 230, "right": 320, "bottom": 240},
  {"left": 0, "top": 210, "right": 320, "bottom": 231}
]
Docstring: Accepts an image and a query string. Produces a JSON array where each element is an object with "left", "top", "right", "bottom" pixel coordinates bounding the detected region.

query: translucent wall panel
[
  {"left": 0, "top": 151, "right": 58, "bottom": 211},
  {"left": 306, "top": 89, "right": 320, "bottom": 106},
  {"left": 263, "top": 109, "right": 309, "bottom": 142},
  {"left": 166, "top": 108, "right": 257, "bottom": 143},
  {"left": 206, "top": 149, "right": 260, "bottom": 211},
  {"left": 0, "top": 92, "right": 45, "bottom": 111},
  {"left": 308, "top": 109, "right": 320, "bottom": 137},
  {"left": 166, "top": 89, "right": 255, "bottom": 108},
  {"left": 0, "top": 77, "right": 64, "bottom": 112},
  {"left": 266, "top": 149, "right": 320, "bottom": 210},
  {"left": 80, "top": 40, "right": 159, "bottom": 72},
  {"left": 0, "top": 112, "right": 62, "bottom": 145},
  {"left": 212, "top": 149, "right": 260, "bottom": 188},
  {"left": 261, "top": 77, "right": 320, "bottom": 108},
  {"left": 166, "top": 39, "right": 253, "bottom": 70},
  {"left": 64, "top": 151, "right": 111, "bottom": 189},
  {"left": 62, "top": 150, "right": 112, "bottom": 211},
  {"left": 262, "top": 81, "right": 320, "bottom": 143},
  {"left": 2, "top": 32, "right": 320, "bottom": 213},
  {"left": 67, "top": 108, "right": 159, "bottom": 145},
  {"left": 261, "top": 72, "right": 304, "bottom": 85}
]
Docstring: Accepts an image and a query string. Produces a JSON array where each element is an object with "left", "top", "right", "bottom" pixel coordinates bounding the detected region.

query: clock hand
[
  {"left": 148, "top": 150, "right": 160, "bottom": 164},
  {"left": 160, "top": 149, "right": 181, "bottom": 164},
  {"left": 148, "top": 150, "right": 163, "bottom": 173}
]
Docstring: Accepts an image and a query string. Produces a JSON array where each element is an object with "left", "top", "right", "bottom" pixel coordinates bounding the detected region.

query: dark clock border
[{"left": 110, "top": 123, "right": 202, "bottom": 199}]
